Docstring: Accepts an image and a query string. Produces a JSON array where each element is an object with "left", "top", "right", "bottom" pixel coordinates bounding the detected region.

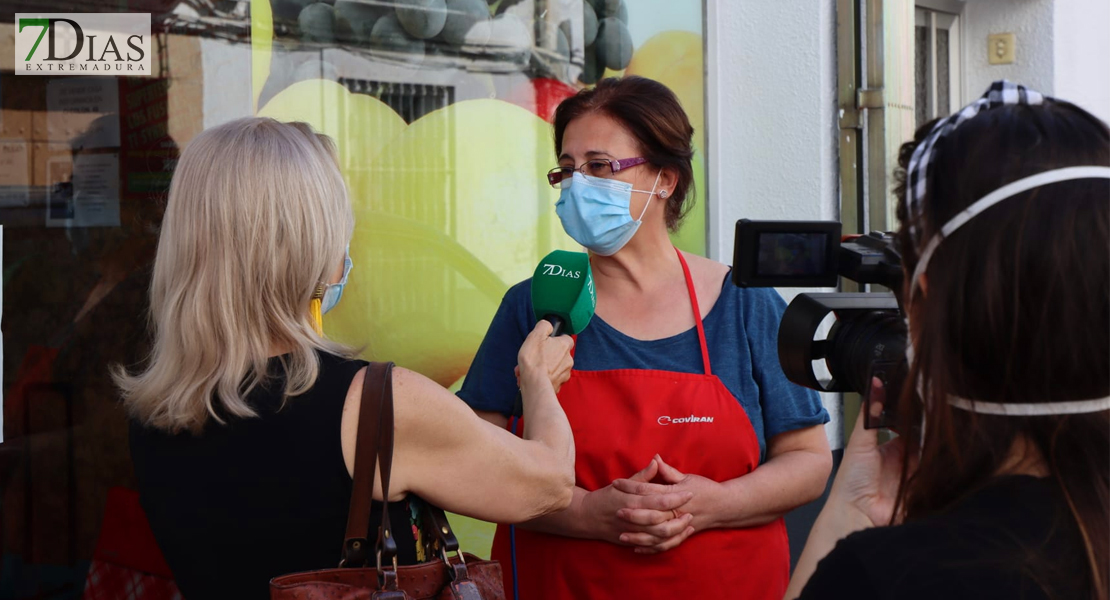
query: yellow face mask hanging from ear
[
  {"left": 310, "top": 279, "right": 326, "bottom": 335},
  {"left": 309, "top": 296, "right": 324, "bottom": 335}
]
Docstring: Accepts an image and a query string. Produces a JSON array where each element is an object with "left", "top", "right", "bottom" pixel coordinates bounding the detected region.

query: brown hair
[
  {"left": 892, "top": 101, "right": 1110, "bottom": 600},
  {"left": 552, "top": 76, "right": 696, "bottom": 231}
]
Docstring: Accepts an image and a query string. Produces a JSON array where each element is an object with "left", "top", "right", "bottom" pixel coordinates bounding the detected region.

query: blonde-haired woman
[{"left": 119, "top": 117, "right": 575, "bottom": 599}]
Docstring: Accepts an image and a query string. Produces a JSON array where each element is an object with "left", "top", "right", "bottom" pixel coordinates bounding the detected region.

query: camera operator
[{"left": 786, "top": 81, "right": 1110, "bottom": 600}]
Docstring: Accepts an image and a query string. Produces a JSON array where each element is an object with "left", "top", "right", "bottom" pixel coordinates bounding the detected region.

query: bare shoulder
[
  {"left": 339, "top": 366, "right": 367, "bottom": 479},
  {"left": 679, "top": 251, "right": 732, "bottom": 314},
  {"left": 340, "top": 365, "right": 435, "bottom": 461},
  {"left": 342, "top": 365, "right": 368, "bottom": 419},
  {"left": 389, "top": 366, "right": 434, "bottom": 420},
  {"left": 679, "top": 251, "right": 731, "bottom": 281},
  {"left": 342, "top": 364, "right": 421, "bottom": 426},
  {"left": 343, "top": 366, "right": 465, "bottom": 435},
  {"left": 390, "top": 366, "right": 447, "bottom": 411},
  {"left": 391, "top": 365, "right": 433, "bottom": 394}
]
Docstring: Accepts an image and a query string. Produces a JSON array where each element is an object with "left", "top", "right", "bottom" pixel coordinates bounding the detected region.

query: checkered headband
[{"left": 905, "top": 80, "right": 1046, "bottom": 244}]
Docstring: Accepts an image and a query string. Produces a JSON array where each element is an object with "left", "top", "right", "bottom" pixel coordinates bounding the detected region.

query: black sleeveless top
[{"left": 130, "top": 350, "right": 419, "bottom": 600}]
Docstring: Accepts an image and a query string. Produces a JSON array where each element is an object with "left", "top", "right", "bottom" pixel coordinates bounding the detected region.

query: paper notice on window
[
  {"left": 45, "top": 153, "right": 120, "bottom": 228},
  {"left": 46, "top": 78, "right": 120, "bottom": 149}
]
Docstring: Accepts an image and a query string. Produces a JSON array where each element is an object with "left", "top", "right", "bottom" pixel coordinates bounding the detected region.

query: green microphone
[
  {"left": 530, "top": 250, "right": 596, "bottom": 336},
  {"left": 511, "top": 250, "right": 596, "bottom": 417}
]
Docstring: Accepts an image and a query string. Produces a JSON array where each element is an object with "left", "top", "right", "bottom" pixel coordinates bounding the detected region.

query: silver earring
[{"left": 659, "top": 190, "right": 669, "bottom": 199}]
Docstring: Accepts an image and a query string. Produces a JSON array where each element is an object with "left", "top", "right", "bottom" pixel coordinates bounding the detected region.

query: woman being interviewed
[
  {"left": 787, "top": 83, "right": 1110, "bottom": 599},
  {"left": 117, "top": 118, "right": 576, "bottom": 599},
  {"left": 458, "top": 76, "right": 833, "bottom": 599}
]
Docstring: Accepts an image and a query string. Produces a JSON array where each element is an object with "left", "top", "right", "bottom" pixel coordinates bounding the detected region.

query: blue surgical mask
[
  {"left": 321, "top": 248, "right": 352, "bottom": 314},
  {"left": 555, "top": 171, "right": 661, "bottom": 256}
]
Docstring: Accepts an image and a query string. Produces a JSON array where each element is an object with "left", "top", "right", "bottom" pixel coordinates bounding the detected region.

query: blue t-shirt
[{"left": 456, "top": 272, "right": 829, "bottom": 462}]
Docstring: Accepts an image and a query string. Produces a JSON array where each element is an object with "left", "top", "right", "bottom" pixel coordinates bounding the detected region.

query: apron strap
[{"left": 674, "top": 247, "right": 712, "bottom": 376}]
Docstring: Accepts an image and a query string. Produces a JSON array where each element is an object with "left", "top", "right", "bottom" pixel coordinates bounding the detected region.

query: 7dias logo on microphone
[
  {"left": 541, "top": 263, "right": 582, "bottom": 279},
  {"left": 16, "top": 13, "right": 151, "bottom": 76}
]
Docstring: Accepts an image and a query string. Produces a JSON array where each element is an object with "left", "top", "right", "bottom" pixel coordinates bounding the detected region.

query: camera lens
[{"left": 825, "top": 310, "right": 907, "bottom": 395}]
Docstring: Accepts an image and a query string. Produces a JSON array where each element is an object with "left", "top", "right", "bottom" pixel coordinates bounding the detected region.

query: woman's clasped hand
[{"left": 611, "top": 455, "right": 729, "bottom": 554}]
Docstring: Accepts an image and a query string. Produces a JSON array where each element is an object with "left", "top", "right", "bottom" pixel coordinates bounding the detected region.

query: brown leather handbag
[{"left": 270, "top": 362, "right": 506, "bottom": 600}]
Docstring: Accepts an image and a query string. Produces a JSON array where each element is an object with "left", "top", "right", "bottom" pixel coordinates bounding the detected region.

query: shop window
[{"left": 0, "top": 2, "right": 707, "bottom": 595}]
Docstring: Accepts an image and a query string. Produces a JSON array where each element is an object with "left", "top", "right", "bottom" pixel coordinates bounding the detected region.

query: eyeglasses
[{"left": 546, "top": 157, "right": 648, "bottom": 189}]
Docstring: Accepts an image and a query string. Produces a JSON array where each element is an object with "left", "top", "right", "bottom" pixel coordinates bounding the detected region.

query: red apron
[{"left": 492, "top": 249, "right": 789, "bottom": 600}]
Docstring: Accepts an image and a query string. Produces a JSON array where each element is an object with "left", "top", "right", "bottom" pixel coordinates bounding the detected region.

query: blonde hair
[{"left": 115, "top": 117, "right": 355, "bottom": 433}]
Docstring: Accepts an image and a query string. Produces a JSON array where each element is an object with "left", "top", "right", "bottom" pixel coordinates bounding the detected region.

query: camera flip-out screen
[{"left": 733, "top": 219, "right": 841, "bottom": 288}]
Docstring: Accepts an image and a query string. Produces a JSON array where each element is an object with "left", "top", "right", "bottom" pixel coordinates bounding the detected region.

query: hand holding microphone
[
  {"left": 513, "top": 250, "right": 597, "bottom": 418},
  {"left": 517, "top": 320, "right": 575, "bottom": 398}
]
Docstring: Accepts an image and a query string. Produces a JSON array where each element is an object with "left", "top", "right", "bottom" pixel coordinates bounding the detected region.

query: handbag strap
[
  {"left": 375, "top": 363, "right": 400, "bottom": 579},
  {"left": 341, "top": 361, "right": 395, "bottom": 569}
]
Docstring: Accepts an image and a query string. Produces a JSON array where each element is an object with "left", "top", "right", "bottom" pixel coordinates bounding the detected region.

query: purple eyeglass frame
[{"left": 546, "top": 157, "right": 649, "bottom": 187}]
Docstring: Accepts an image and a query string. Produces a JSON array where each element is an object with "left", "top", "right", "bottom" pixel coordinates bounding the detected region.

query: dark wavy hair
[
  {"left": 552, "top": 76, "right": 696, "bottom": 231},
  {"left": 891, "top": 100, "right": 1110, "bottom": 600}
]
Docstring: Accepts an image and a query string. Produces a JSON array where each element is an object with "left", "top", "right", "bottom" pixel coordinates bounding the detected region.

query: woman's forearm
[
  {"left": 518, "top": 372, "right": 575, "bottom": 480},
  {"left": 784, "top": 511, "right": 842, "bottom": 599},
  {"left": 784, "top": 503, "right": 873, "bottom": 599},
  {"left": 516, "top": 486, "right": 597, "bottom": 539},
  {"left": 709, "top": 449, "right": 831, "bottom": 529}
]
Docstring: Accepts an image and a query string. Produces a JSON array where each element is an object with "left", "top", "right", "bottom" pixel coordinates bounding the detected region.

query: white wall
[
  {"left": 706, "top": 0, "right": 842, "bottom": 448},
  {"left": 1054, "top": 0, "right": 1110, "bottom": 124},
  {"left": 943, "top": 0, "right": 1108, "bottom": 121},
  {"left": 962, "top": 0, "right": 1056, "bottom": 100},
  {"left": 706, "top": 1, "right": 840, "bottom": 255}
]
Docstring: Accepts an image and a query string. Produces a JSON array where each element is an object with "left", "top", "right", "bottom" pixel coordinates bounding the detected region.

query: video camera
[{"left": 732, "top": 219, "right": 908, "bottom": 429}]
